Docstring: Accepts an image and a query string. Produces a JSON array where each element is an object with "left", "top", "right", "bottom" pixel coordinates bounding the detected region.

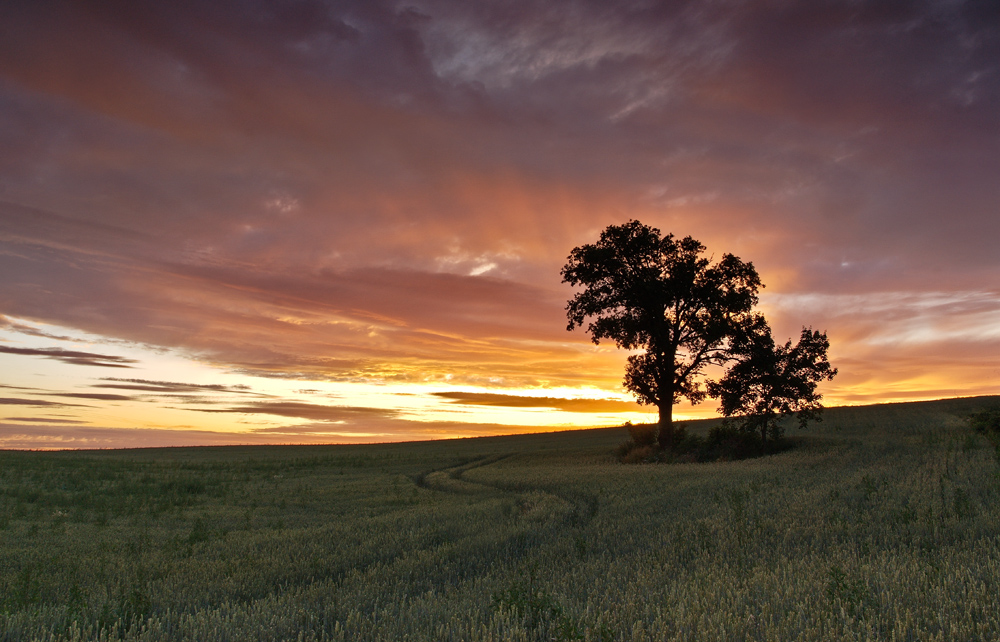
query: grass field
[{"left": 2, "top": 396, "right": 999, "bottom": 641}]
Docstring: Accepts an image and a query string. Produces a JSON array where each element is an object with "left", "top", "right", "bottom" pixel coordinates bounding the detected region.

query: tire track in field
[
  {"left": 410, "top": 453, "right": 512, "bottom": 493},
  {"left": 412, "top": 454, "right": 599, "bottom": 526}
]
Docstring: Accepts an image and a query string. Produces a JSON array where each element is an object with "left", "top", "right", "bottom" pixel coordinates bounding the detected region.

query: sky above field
[{"left": 1, "top": 0, "right": 998, "bottom": 448}]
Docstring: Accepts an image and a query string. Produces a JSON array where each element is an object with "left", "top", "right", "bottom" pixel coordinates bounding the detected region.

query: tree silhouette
[
  {"left": 708, "top": 323, "right": 837, "bottom": 451},
  {"left": 562, "top": 220, "right": 762, "bottom": 450}
]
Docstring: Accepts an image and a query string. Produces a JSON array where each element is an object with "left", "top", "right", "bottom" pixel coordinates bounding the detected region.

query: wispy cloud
[
  {"left": 0, "top": 383, "right": 39, "bottom": 391},
  {"left": 0, "top": 346, "right": 137, "bottom": 368},
  {"left": 0, "top": 315, "right": 78, "bottom": 341},
  {"left": 191, "top": 401, "right": 399, "bottom": 422},
  {"left": 5, "top": 416, "right": 87, "bottom": 424},
  {"left": 0, "top": 397, "right": 82, "bottom": 407},
  {"left": 48, "top": 392, "right": 134, "bottom": 401},
  {"left": 432, "top": 391, "right": 642, "bottom": 413},
  {"left": 95, "top": 378, "right": 254, "bottom": 394}
]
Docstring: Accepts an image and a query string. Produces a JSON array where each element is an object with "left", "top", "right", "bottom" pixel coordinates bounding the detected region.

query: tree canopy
[{"left": 562, "top": 220, "right": 762, "bottom": 449}]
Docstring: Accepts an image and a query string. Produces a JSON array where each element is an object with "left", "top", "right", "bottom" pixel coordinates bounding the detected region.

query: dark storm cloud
[
  {"left": 432, "top": 391, "right": 643, "bottom": 413},
  {"left": 0, "top": 345, "right": 137, "bottom": 368},
  {"left": 0, "top": 0, "right": 997, "bottom": 414}
]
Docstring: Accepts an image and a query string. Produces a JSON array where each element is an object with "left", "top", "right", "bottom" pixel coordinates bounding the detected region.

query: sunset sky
[{"left": 1, "top": 0, "right": 998, "bottom": 449}]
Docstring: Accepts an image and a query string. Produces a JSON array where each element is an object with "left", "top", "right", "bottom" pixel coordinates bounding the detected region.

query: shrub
[
  {"left": 619, "top": 420, "right": 795, "bottom": 464},
  {"left": 626, "top": 422, "right": 657, "bottom": 446},
  {"left": 621, "top": 445, "right": 656, "bottom": 464},
  {"left": 704, "top": 424, "right": 763, "bottom": 461},
  {"left": 969, "top": 407, "right": 1000, "bottom": 436},
  {"left": 673, "top": 429, "right": 702, "bottom": 455},
  {"left": 970, "top": 407, "right": 1000, "bottom": 461},
  {"left": 618, "top": 423, "right": 661, "bottom": 463}
]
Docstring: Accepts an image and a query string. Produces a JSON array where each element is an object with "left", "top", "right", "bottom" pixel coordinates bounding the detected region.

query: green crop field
[{"left": 2, "top": 396, "right": 999, "bottom": 641}]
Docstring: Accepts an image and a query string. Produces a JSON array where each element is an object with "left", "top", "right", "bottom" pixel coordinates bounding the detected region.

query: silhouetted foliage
[
  {"left": 969, "top": 407, "right": 1000, "bottom": 436},
  {"left": 562, "top": 221, "right": 763, "bottom": 450},
  {"left": 969, "top": 407, "right": 1000, "bottom": 460},
  {"left": 617, "top": 421, "right": 794, "bottom": 463},
  {"left": 625, "top": 421, "right": 656, "bottom": 447},
  {"left": 707, "top": 323, "right": 837, "bottom": 452}
]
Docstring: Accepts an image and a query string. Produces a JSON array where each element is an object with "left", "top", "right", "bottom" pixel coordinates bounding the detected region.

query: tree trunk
[{"left": 657, "top": 402, "right": 674, "bottom": 451}]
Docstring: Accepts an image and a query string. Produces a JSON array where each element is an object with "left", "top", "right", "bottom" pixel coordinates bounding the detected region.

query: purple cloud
[{"left": 0, "top": 346, "right": 137, "bottom": 368}]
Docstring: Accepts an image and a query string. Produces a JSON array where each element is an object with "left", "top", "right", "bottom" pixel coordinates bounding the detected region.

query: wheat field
[{"left": 1, "top": 396, "right": 999, "bottom": 641}]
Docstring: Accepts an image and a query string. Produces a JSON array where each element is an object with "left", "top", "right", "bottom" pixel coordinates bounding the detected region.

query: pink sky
[{"left": 1, "top": 0, "right": 998, "bottom": 448}]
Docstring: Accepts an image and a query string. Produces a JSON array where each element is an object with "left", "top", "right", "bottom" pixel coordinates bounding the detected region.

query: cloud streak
[
  {"left": 49, "top": 392, "right": 135, "bottom": 402},
  {"left": 95, "top": 378, "right": 254, "bottom": 394},
  {"left": 0, "top": 346, "right": 137, "bottom": 368},
  {"left": 0, "top": 397, "right": 82, "bottom": 407},
  {"left": 191, "top": 401, "right": 399, "bottom": 423},
  {"left": 5, "top": 417, "right": 87, "bottom": 424},
  {"left": 432, "top": 391, "right": 643, "bottom": 413}
]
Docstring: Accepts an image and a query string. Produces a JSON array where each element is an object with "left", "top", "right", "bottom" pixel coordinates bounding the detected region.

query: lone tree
[
  {"left": 707, "top": 322, "right": 837, "bottom": 452},
  {"left": 562, "top": 220, "right": 762, "bottom": 450}
]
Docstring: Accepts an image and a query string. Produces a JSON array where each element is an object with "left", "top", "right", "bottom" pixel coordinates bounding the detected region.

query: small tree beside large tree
[
  {"left": 562, "top": 220, "right": 835, "bottom": 455},
  {"left": 707, "top": 321, "right": 837, "bottom": 452}
]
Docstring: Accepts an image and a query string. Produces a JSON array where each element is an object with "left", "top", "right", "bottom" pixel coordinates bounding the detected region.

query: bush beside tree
[
  {"left": 618, "top": 421, "right": 794, "bottom": 463},
  {"left": 969, "top": 407, "right": 1000, "bottom": 460},
  {"left": 708, "top": 323, "right": 837, "bottom": 454}
]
